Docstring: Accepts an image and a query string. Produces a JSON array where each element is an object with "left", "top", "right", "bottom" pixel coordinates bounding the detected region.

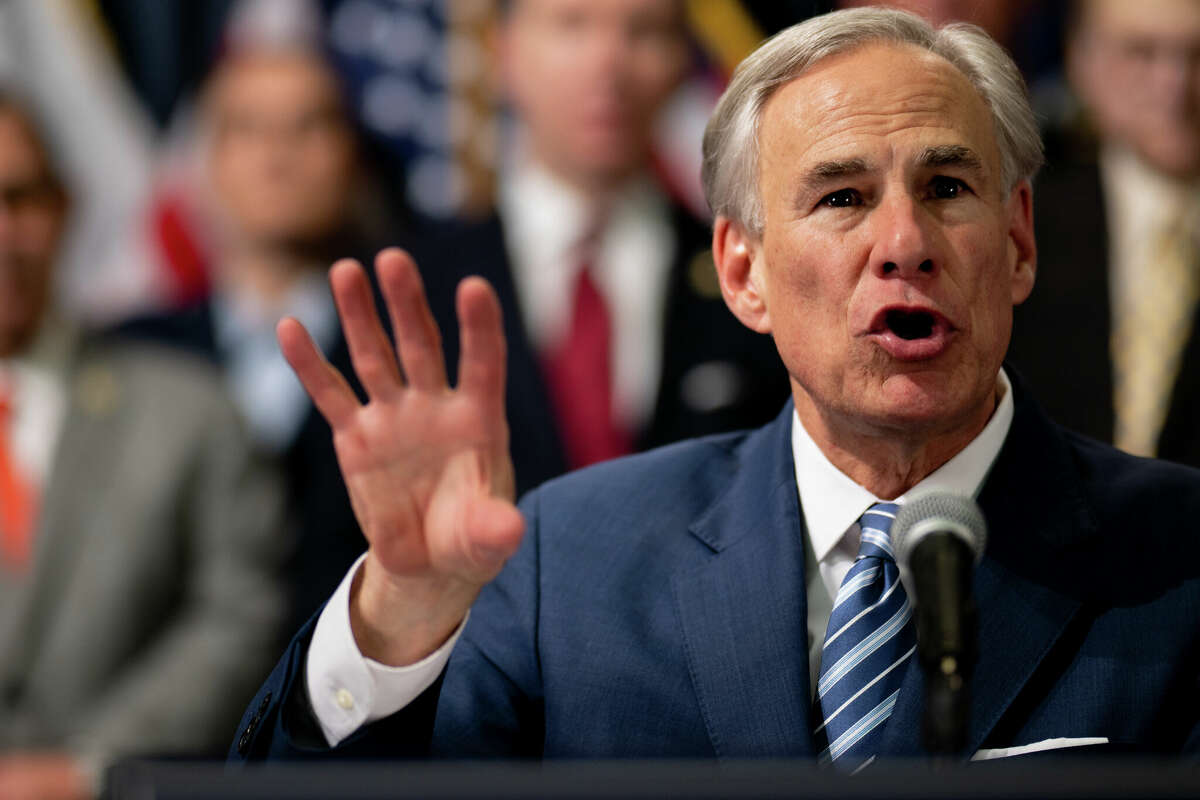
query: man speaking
[{"left": 231, "top": 7, "right": 1200, "bottom": 764}]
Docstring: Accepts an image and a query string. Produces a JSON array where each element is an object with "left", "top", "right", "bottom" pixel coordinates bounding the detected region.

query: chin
[
  {"left": 868, "top": 372, "right": 984, "bottom": 432},
  {"left": 571, "top": 140, "right": 646, "bottom": 180},
  {"left": 1142, "top": 142, "right": 1200, "bottom": 180}
]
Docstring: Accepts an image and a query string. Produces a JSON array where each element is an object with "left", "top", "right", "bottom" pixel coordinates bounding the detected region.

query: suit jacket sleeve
[
  {"left": 230, "top": 488, "right": 549, "bottom": 762},
  {"left": 68, "top": 372, "right": 289, "bottom": 760}
]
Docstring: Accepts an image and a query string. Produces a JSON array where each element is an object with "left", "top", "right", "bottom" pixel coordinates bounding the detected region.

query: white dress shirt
[
  {"left": 212, "top": 270, "right": 339, "bottom": 453},
  {"left": 795, "top": 370, "right": 1013, "bottom": 691},
  {"left": 0, "top": 314, "right": 74, "bottom": 653},
  {"left": 1101, "top": 143, "right": 1200, "bottom": 324},
  {"left": 0, "top": 314, "right": 76, "bottom": 492},
  {"left": 499, "top": 156, "right": 676, "bottom": 431},
  {"left": 306, "top": 372, "right": 1014, "bottom": 747}
]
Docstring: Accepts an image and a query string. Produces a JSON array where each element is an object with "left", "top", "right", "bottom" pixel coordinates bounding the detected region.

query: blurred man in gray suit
[{"left": 0, "top": 93, "right": 287, "bottom": 800}]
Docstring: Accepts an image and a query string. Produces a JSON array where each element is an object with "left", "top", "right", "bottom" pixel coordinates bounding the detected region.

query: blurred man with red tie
[{"left": 412, "top": 0, "right": 789, "bottom": 490}]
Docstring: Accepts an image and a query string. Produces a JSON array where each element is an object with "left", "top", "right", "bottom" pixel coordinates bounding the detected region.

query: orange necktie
[{"left": 0, "top": 388, "right": 37, "bottom": 569}]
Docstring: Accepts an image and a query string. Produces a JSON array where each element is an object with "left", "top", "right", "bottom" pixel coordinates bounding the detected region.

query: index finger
[{"left": 278, "top": 317, "right": 360, "bottom": 429}]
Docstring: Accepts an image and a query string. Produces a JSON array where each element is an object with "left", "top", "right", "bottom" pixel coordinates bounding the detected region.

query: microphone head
[{"left": 892, "top": 489, "right": 988, "bottom": 569}]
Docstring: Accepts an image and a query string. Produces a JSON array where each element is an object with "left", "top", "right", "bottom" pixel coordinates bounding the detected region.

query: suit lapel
[
  {"left": 2, "top": 339, "right": 127, "bottom": 685},
  {"left": 672, "top": 405, "right": 817, "bottom": 758},
  {"left": 1159, "top": 300, "right": 1200, "bottom": 464},
  {"left": 1012, "top": 159, "right": 1113, "bottom": 444},
  {"left": 881, "top": 375, "right": 1089, "bottom": 757},
  {"left": 433, "top": 216, "right": 568, "bottom": 492}
]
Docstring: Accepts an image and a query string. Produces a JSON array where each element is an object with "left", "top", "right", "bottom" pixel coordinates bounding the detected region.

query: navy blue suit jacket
[{"left": 231, "top": 373, "right": 1200, "bottom": 761}]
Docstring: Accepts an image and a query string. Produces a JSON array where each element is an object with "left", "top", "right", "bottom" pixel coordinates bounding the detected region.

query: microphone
[{"left": 892, "top": 490, "right": 987, "bottom": 756}]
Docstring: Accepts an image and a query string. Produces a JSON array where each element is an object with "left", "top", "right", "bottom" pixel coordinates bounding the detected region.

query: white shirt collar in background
[
  {"left": 213, "top": 269, "right": 338, "bottom": 453},
  {"left": 0, "top": 312, "right": 76, "bottom": 488},
  {"left": 499, "top": 151, "right": 676, "bottom": 430},
  {"left": 1102, "top": 143, "right": 1200, "bottom": 316}
]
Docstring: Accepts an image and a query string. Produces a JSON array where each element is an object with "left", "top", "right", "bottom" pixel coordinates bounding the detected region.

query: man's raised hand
[{"left": 277, "top": 248, "right": 524, "bottom": 665}]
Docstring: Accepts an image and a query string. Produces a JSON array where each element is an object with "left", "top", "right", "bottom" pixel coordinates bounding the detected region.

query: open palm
[{"left": 277, "top": 249, "right": 525, "bottom": 662}]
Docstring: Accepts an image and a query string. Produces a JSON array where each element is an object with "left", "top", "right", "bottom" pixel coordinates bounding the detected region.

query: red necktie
[
  {"left": 0, "top": 388, "right": 37, "bottom": 570},
  {"left": 541, "top": 266, "right": 632, "bottom": 468}
]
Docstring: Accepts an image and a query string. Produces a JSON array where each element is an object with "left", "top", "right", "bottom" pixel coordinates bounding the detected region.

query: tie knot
[{"left": 856, "top": 502, "right": 899, "bottom": 562}]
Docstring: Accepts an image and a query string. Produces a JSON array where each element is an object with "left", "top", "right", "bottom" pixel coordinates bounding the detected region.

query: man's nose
[{"left": 869, "top": 192, "right": 937, "bottom": 279}]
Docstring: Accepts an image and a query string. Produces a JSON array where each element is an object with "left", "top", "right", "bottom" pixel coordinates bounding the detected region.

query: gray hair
[{"left": 701, "top": 7, "right": 1043, "bottom": 234}]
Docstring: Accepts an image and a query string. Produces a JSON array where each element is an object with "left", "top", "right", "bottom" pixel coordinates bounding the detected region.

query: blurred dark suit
[
  {"left": 411, "top": 206, "right": 792, "bottom": 496},
  {"left": 1008, "top": 144, "right": 1200, "bottom": 468}
]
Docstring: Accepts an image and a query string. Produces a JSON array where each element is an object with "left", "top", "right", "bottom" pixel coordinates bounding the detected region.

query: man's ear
[
  {"left": 1006, "top": 179, "right": 1037, "bottom": 306},
  {"left": 712, "top": 216, "right": 772, "bottom": 333}
]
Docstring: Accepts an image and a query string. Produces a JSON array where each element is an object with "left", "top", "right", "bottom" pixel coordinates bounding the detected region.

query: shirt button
[{"left": 335, "top": 688, "right": 355, "bottom": 710}]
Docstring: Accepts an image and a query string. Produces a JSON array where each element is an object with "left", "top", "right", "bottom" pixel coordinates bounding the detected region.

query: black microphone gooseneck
[{"left": 892, "top": 491, "right": 987, "bottom": 757}]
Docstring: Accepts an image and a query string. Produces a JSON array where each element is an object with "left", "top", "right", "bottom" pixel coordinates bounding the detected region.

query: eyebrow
[
  {"left": 798, "top": 146, "right": 987, "bottom": 197},
  {"left": 802, "top": 158, "right": 871, "bottom": 190},
  {"left": 918, "top": 145, "right": 985, "bottom": 175}
]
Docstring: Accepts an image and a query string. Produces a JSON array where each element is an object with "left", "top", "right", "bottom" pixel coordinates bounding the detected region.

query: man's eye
[
  {"left": 821, "top": 189, "right": 862, "bottom": 208},
  {"left": 930, "top": 176, "right": 968, "bottom": 199}
]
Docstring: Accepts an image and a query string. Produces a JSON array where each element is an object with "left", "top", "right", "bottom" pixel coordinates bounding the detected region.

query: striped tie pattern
[{"left": 814, "top": 502, "right": 915, "bottom": 767}]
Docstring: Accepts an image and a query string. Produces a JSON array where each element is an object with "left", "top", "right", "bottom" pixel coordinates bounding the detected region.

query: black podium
[{"left": 108, "top": 758, "right": 1200, "bottom": 799}]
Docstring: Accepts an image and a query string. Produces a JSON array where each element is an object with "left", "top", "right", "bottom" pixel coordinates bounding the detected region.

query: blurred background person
[
  {"left": 1008, "top": 0, "right": 1200, "bottom": 467},
  {"left": 0, "top": 93, "right": 286, "bottom": 800},
  {"left": 0, "top": 0, "right": 163, "bottom": 322},
  {"left": 109, "top": 0, "right": 798, "bottom": 630},
  {"left": 835, "top": 0, "right": 1069, "bottom": 121},
  {"left": 410, "top": 0, "right": 790, "bottom": 495},
  {"left": 119, "top": 24, "right": 385, "bottom": 631}
]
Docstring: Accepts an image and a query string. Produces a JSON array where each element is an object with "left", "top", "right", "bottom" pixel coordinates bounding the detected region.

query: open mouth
[
  {"left": 867, "top": 306, "right": 955, "bottom": 360},
  {"left": 885, "top": 309, "right": 937, "bottom": 340}
]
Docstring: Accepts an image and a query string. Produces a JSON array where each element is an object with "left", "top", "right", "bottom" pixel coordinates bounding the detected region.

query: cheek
[
  {"left": 629, "top": 51, "right": 683, "bottom": 105},
  {"left": 306, "top": 146, "right": 352, "bottom": 190},
  {"left": 18, "top": 215, "right": 63, "bottom": 261},
  {"left": 762, "top": 233, "right": 826, "bottom": 300},
  {"left": 213, "top": 148, "right": 256, "bottom": 201},
  {"left": 760, "top": 240, "right": 853, "bottom": 357}
]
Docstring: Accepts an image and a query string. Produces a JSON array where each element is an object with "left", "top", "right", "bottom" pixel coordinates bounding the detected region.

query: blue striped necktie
[{"left": 814, "top": 502, "right": 916, "bottom": 766}]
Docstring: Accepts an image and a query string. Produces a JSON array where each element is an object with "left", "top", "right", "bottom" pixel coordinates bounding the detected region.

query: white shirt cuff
[{"left": 304, "top": 553, "right": 467, "bottom": 747}]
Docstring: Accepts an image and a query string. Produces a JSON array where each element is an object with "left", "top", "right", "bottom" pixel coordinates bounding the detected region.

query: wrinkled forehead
[
  {"left": 760, "top": 42, "right": 1001, "bottom": 180},
  {"left": 208, "top": 50, "right": 347, "bottom": 120}
]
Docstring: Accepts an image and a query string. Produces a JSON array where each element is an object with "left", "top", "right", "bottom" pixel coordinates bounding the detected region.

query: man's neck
[
  {"left": 522, "top": 145, "right": 637, "bottom": 209},
  {"left": 219, "top": 245, "right": 323, "bottom": 308},
  {"left": 793, "top": 383, "right": 1000, "bottom": 500}
]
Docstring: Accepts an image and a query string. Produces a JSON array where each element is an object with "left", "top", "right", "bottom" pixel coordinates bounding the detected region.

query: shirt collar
[
  {"left": 500, "top": 152, "right": 593, "bottom": 276},
  {"left": 0, "top": 310, "right": 79, "bottom": 385},
  {"left": 793, "top": 368, "right": 1014, "bottom": 563},
  {"left": 213, "top": 268, "right": 338, "bottom": 352},
  {"left": 1101, "top": 142, "right": 1200, "bottom": 235},
  {"left": 498, "top": 145, "right": 665, "bottom": 277}
]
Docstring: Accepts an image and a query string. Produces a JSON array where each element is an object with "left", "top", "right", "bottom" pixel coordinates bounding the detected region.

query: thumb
[{"left": 460, "top": 496, "right": 526, "bottom": 576}]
